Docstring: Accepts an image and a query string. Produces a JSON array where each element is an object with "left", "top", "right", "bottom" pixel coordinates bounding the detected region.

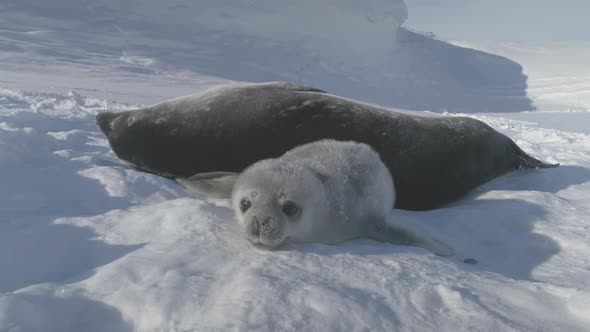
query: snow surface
[
  {"left": 1, "top": 88, "right": 590, "bottom": 331},
  {"left": 404, "top": 0, "right": 590, "bottom": 43},
  {"left": 451, "top": 41, "right": 590, "bottom": 113},
  {"left": 0, "top": 0, "right": 534, "bottom": 112},
  {"left": 1, "top": 0, "right": 590, "bottom": 331}
]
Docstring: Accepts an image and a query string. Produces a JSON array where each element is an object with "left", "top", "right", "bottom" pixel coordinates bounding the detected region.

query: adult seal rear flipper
[
  {"left": 176, "top": 172, "right": 239, "bottom": 199},
  {"left": 520, "top": 158, "right": 560, "bottom": 169},
  {"left": 512, "top": 141, "right": 560, "bottom": 169}
]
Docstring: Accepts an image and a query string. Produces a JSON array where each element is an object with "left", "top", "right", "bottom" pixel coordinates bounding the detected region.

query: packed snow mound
[
  {"left": 451, "top": 40, "right": 590, "bottom": 112},
  {"left": 2, "top": 88, "right": 590, "bottom": 331},
  {"left": 2, "top": 0, "right": 407, "bottom": 53},
  {"left": 0, "top": 0, "right": 532, "bottom": 112}
]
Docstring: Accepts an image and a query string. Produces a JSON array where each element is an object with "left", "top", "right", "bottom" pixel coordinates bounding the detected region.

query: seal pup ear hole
[{"left": 282, "top": 200, "right": 300, "bottom": 217}]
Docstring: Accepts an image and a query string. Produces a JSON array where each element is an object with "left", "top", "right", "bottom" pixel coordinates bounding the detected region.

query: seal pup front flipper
[
  {"left": 367, "top": 220, "right": 455, "bottom": 257},
  {"left": 176, "top": 172, "right": 239, "bottom": 199}
]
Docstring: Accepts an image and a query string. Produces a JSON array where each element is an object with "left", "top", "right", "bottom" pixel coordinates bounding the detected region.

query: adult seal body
[
  {"left": 181, "top": 140, "right": 453, "bottom": 256},
  {"left": 96, "top": 82, "right": 558, "bottom": 210}
]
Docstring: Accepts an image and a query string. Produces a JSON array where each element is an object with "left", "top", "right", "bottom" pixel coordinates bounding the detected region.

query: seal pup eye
[
  {"left": 282, "top": 201, "right": 300, "bottom": 217},
  {"left": 240, "top": 198, "right": 251, "bottom": 213}
]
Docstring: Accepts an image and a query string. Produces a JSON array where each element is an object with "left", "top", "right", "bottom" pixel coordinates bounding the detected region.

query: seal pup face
[{"left": 232, "top": 160, "right": 323, "bottom": 249}]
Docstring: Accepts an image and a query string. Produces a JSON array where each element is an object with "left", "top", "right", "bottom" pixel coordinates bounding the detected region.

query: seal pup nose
[
  {"left": 248, "top": 219, "right": 260, "bottom": 237},
  {"left": 260, "top": 216, "right": 272, "bottom": 227}
]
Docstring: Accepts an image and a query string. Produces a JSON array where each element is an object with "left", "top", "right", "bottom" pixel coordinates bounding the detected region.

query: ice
[
  {"left": 1, "top": 0, "right": 590, "bottom": 330},
  {"left": 1, "top": 0, "right": 533, "bottom": 112},
  {"left": 1, "top": 86, "right": 590, "bottom": 331}
]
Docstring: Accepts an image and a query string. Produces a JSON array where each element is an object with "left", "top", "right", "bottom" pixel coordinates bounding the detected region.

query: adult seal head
[
  {"left": 179, "top": 140, "right": 454, "bottom": 256},
  {"left": 97, "top": 81, "right": 558, "bottom": 211}
]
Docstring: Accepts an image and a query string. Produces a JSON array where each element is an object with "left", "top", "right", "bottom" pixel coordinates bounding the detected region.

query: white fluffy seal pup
[{"left": 179, "top": 140, "right": 453, "bottom": 256}]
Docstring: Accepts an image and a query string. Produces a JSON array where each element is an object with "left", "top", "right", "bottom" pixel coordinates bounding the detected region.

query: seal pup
[
  {"left": 97, "top": 81, "right": 558, "bottom": 211},
  {"left": 179, "top": 140, "right": 454, "bottom": 256}
]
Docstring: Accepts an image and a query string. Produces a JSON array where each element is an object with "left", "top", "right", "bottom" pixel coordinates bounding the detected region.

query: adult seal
[
  {"left": 180, "top": 140, "right": 453, "bottom": 256},
  {"left": 96, "top": 82, "right": 558, "bottom": 211}
]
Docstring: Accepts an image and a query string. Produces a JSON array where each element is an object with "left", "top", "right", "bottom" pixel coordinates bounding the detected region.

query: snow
[
  {"left": 451, "top": 41, "right": 590, "bottom": 112},
  {"left": 2, "top": 87, "right": 590, "bottom": 332},
  {"left": 1, "top": 0, "right": 533, "bottom": 112},
  {"left": 404, "top": 0, "right": 590, "bottom": 43},
  {"left": 1, "top": 0, "right": 590, "bottom": 331}
]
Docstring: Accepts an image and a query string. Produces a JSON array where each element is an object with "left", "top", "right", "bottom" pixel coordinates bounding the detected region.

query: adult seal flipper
[
  {"left": 96, "top": 81, "right": 559, "bottom": 211},
  {"left": 511, "top": 141, "right": 560, "bottom": 169}
]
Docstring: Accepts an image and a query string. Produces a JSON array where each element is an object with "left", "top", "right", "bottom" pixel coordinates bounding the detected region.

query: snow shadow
[
  {"left": 289, "top": 196, "right": 558, "bottom": 282},
  {"left": 485, "top": 165, "right": 590, "bottom": 193},
  {"left": 0, "top": 221, "right": 143, "bottom": 293},
  {"left": 384, "top": 28, "right": 534, "bottom": 113},
  {"left": 0, "top": 110, "right": 161, "bottom": 293},
  {"left": 0, "top": 292, "right": 132, "bottom": 332},
  {"left": 430, "top": 198, "right": 560, "bottom": 281},
  {"left": 0, "top": 114, "right": 133, "bottom": 221},
  {"left": 0, "top": 151, "right": 144, "bottom": 293}
]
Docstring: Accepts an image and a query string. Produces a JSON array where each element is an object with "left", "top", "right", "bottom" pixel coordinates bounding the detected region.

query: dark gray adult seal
[{"left": 96, "top": 82, "right": 558, "bottom": 211}]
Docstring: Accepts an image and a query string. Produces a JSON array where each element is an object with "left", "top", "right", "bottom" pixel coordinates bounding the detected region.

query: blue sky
[{"left": 404, "top": 0, "right": 590, "bottom": 42}]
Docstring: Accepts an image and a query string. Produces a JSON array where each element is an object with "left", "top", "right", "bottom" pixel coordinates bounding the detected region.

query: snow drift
[
  {"left": 1, "top": 88, "right": 590, "bottom": 331},
  {"left": 0, "top": 0, "right": 532, "bottom": 112},
  {"left": 1, "top": 0, "right": 590, "bottom": 331}
]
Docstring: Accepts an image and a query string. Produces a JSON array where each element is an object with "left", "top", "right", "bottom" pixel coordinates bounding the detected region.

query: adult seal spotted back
[{"left": 96, "top": 82, "right": 558, "bottom": 210}]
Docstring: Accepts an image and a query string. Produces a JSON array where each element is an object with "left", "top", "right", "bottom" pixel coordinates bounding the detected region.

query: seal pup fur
[{"left": 180, "top": 140, "right": 453, "bottom": 256}]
